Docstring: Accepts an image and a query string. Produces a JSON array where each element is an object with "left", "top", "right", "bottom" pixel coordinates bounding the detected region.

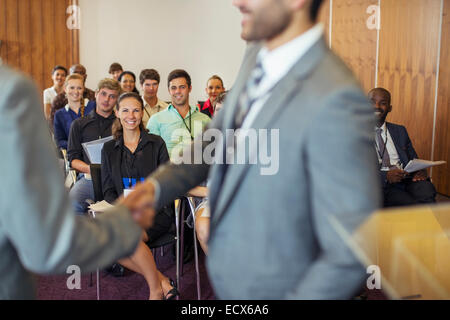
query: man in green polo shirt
[{"left": 147, "top": 69, "right": 210, "bottom": 160}]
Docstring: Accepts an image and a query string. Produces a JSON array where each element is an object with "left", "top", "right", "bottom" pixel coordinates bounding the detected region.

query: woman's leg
[
  {"left": 195, "top": 208, "right": 210, "bottom": 255},
  {"left": 118, "top": 240, "right": 163, "bottom": 300}
]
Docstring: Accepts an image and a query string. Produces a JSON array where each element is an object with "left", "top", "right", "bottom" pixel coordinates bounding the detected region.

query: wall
[
  {"left": 0, "top": 0, "right": 79, "bottom": 93},
  {"left": 78, "top": 0, "right": 246, "bottom": 104},
  {"left": 320, "top": 0, "right": 450, "bottom": 196}
]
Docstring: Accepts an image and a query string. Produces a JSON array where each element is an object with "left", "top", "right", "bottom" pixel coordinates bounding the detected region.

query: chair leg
[
  {"left": 193, "top": 220, "right": 201, "bottom": 300},
  {"left": 96, "top": 268, "right": 100, "bottom": 300},
  {"left": 175, "top": 199, "right": 181, "bottom": 298},
  {"left": 180, "top": 199, "right": 186, "bottom": 276}
]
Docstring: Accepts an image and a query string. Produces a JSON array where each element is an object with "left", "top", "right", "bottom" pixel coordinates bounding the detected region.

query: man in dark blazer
[
  {"left": 133, "top": 0, "right": 381, "bottom": 299},
  {"left": 369, "top": 88, "right": 436, "bottom": 207}
]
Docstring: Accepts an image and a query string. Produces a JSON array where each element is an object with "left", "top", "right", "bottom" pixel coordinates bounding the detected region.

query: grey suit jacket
[
  {"left": 152, "top": 38, "right": 381, "bottom": 299},
  {"left": 0, "top": 65, "right": 141, "bottom": 299}
]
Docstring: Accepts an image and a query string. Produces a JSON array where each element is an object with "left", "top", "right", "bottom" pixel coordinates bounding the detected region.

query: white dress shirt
[
  {"left": 241, "top": 23, "right": 325, "bottom": 130},
  {"left": 375, "top": 122, "right": 401, "bottom": 169}
]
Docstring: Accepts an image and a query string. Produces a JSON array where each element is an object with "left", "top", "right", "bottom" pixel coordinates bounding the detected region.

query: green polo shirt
[{"left": 147, "top": 104, "right": 211, "bottom": 159}]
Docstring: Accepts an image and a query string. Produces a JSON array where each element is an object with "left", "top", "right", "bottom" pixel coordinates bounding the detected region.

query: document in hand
[
  {"left": 404, "top": 159, "right": 446, "bottom": 173},
  {"left": 82, "top": 136, "right": 113, "bottom": 164},
  {"left": 89, "top": 200, "right": 114, "bottom": 213}
]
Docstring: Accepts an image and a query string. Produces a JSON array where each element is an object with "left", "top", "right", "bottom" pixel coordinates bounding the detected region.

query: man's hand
[
  {"left": 412, "top": 169, "right": 428, "bottom": 182},
  {"left": 117, "top": 180, "right": 157, "bottom": 229},
  {"left": 387, "top": 168, "right": 407, "bottom": 184}
]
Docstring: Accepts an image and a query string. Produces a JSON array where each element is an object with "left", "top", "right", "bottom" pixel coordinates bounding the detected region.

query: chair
[
  {"left": 60, "top": 148, "right": 77, "bottom": 188},
  {"left": 176, "top": 196, "right": 202, "bottom": 300}
]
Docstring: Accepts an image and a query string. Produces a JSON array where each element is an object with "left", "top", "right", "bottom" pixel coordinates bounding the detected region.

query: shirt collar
[
  {"left": 115, "top": 130, "right": 149, "bottom": 149},
  {"left": 168, "top": 104, "right": 199, "bottom": 115},
  {"left": 257, "top": 23, "right": 324, "bottom": 84}
]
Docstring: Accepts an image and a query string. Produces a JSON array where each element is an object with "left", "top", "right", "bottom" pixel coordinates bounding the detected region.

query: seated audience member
[
  {"left": 49, "top": 63, "right": 96, "bottom": 127},
  {"left": 118, "top": 71, "right": 140, "bottom": 95},
  {"left": 147, "top": 69, "right": 210, "bottom": 159},
  {"left": 369, "top": 88, "right": 437, "bottom": 207},
  {"left": 109, "top": 62, "right": 123, "bottom": 81},
  {"left": 199, "top": 75, "right": 225, "bottom": 118},
  {"left": 43, "top": 65, "right": 67, "bottom": 120},
  {"left": 53, "top": 74, "right": 94, "bottom": 150},
  {"left": 192, "top": 91, "right": 228, "bottom": 255},
  {"left": 67, "top": 78, "right": 120, "bottom": 215},
  {"left": 69, "top": 64, "right": 96, "bottom": 101},
  {"left": 139, "top": 69, "right": 168, "bottom": 127},
  {"left": 101, "top": 92, "right": 178, "bottom": 300}
]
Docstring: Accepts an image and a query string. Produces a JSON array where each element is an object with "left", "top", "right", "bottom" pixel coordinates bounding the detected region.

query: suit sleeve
[
  {"left": 101, "top": 146, "right": 119, "bottom": 204},
  {"left": 287, "top": 86, "right": 382, "bottom": 299},
  {"left": 401, "top": 126, "right": 419, "bottom": 160},
  {"left": 0, "top": 70, "right": 141, "bottom": 274}
]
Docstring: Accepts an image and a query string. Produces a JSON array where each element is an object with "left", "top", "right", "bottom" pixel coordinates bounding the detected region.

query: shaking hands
[{"left": 117, "top": 180, "right": 157, "bottom": 230}]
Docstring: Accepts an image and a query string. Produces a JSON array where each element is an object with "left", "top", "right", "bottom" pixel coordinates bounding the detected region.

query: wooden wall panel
[
  {"left": 434, "top": 0, "right": 450, "bottom": 195},
  {"left": 332, "top": 0, "right": 378, "bottom": 92},
  {"left": 18, "top": 0, "right": 32, "bottom": 75},
  {"left": 30, "top": 0, "right": 45, "bottom": 91},
  {"left": 0, "top": 0, "right": 7, "bottom": 62},
  {"left": 317, "top": 0, "right": 330, "bottom": 46},
  {"left": 377, "top": 0, "right": 441, "bottom": 165},
  {"left": 1, "top": 0, "right": 79, "bottom": 92},
  {"left": 42, "top": 0, "right": 56, "bottom": 90},
  {"left": 5, "top": 0, "right": 19, "bottom": 69}
]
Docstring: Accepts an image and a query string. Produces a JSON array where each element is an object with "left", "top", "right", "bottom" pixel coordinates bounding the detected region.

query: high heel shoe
[{"left": 164, "top": 278, "right": 180, "bottom": 300}]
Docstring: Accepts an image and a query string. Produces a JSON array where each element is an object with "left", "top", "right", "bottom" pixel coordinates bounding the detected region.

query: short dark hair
[
  {"left": 369, "top": 87, "right": 391, "bottom": 104},
  {"left": 52, "top": 65, "right": 68, "bottom": 76},
  {"left": 310, "top": 0, "right": 324, "bottom": 22},
  {"left": 109, "top": 62, "right": 123, "bottom": 74},
  {"left": 167, "top": 69, "right": 191, "bottom": 88},
  {"left": 139, "top": 69, "right": 161, "bottom": 85}
]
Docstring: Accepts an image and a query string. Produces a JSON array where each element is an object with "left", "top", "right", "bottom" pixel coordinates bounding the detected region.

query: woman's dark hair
[
  {"left": 52, "top": 65, "right": 68, "bottom": 76},
  {"left": 112, "top": 92, "right": 147, "bottom": 140},
  {"left": 310, "top": 0, "right": 324, "bottom": 22},
  {"left": 118, "top": 71, "right": 140, "bottom": 95}
]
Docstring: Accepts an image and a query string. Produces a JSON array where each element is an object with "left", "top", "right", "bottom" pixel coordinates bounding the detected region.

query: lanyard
[{"left": 181, "top": 108, "right": 194, "bottom": 140}]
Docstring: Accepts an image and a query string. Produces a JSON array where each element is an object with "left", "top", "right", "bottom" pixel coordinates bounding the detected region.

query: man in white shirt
[
  {"left": 139, "top": 69, "right": 168, "bottom": 128},
  {"left": 369, "top": 87, "right": 436, "bottom": 207}
]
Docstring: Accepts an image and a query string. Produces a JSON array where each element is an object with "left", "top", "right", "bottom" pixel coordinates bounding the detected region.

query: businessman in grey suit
[
  {"left": 135, "top": 0, "right": 381, "bottom": 299},
  {"left": 0, "top": 64, "right": 155, "bottom": 299}
]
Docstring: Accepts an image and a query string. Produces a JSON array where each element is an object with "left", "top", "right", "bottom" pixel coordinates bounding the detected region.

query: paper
[
  {"left": 82, "top": 136, "right": 113, "bottom": 164},
  {"left": 88, "top": 200, "right": 114, "bottom": 213},
  {"left": 404, "top": 159, "right": 446, "bottom": 173}
]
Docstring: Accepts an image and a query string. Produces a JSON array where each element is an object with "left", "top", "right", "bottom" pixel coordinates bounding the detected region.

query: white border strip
[
  {"left": 329, "top": 0, "right": 333, "bottom": 48},
  {"left": 375, "top": 0, "right": 381, "bottom": 87},
  {"left": 430, "top": 0, "right": 444, "bottom": 176}
]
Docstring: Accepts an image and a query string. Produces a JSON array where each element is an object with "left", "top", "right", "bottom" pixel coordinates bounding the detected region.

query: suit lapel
[
  {"left": 387, "top": 122, "right": 408, "bottom": 167},
  {"left": 211, "top": 39, "right": 328, "bottom": 227}
]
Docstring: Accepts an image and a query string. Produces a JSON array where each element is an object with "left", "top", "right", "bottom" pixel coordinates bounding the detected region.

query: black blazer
[
  {"left": 101, "top": 131, "right": 169, "bottom": 203},
  {"left": 380, "top": 122, "right": 419, "bottom": 187}
]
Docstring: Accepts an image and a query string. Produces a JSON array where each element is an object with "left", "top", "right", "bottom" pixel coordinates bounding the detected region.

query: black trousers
[{"left": 383, "top": 178, "right": 437, "bottom": 207}]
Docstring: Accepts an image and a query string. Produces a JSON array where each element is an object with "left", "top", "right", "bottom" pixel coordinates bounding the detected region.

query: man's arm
[{"left": 287, "top": 87, "right": 381, "bottom": 299}]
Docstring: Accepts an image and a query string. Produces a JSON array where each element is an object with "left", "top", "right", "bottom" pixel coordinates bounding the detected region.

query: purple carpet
[{"left": 37, "top": 246, "right": 216, "bottom": 300}]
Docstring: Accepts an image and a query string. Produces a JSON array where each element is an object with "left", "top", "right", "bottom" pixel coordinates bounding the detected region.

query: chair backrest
[
  {"left": 90, "top": 164, "right": 103, "bottom": 202},
  {"left": 61, "top": 148, "right": 77, "bottom": 188}
]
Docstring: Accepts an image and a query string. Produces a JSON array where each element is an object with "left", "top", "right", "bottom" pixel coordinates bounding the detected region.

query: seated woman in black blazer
[{"left": 101, "top": 92, "right": 177, "bottom": 300}]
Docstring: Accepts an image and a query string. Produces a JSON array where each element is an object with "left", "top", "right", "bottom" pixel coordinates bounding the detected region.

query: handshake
[{"left": 116, "top": 180, "right": 158, "bottom": 229}]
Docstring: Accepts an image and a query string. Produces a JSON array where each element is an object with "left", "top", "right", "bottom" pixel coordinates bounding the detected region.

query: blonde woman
[{"left": 53, "top": 74, "right": 94, "bottom": 150}]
